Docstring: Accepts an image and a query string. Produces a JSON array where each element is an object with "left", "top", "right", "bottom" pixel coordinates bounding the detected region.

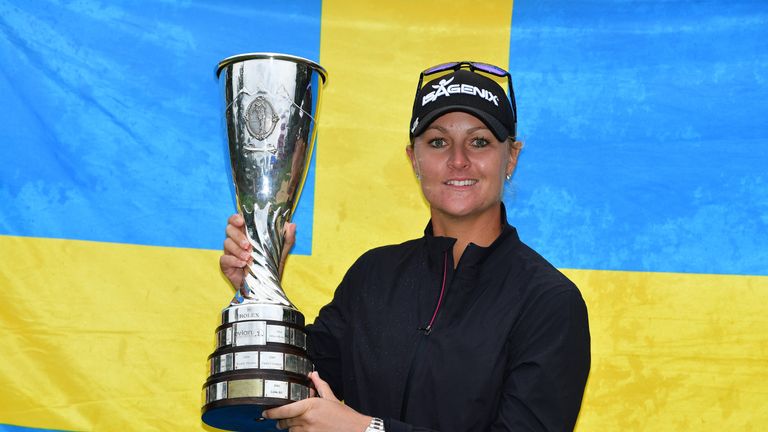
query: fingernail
[
  {"left": 241, "top": 253, "right": 250, "bottom": 260},
  {"left": 262, "top": 410, "right": 270, "bottom": 419}
]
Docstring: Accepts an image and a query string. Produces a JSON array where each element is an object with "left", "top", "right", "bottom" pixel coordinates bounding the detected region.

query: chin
[{"left": 435, "top": 203, "right": 489, "bottom": 219}]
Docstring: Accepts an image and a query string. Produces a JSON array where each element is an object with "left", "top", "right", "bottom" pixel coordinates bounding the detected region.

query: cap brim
[{"left": 410, "top": 106, "right": 510, "bottom": 142}]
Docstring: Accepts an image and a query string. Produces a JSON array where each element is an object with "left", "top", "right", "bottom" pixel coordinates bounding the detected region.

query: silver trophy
[{"left": 202, "top": 53, "right": 327, "bottom": 432}]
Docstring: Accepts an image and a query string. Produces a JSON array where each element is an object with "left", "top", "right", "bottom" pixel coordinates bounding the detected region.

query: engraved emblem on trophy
[{"left": 202, "top": 53, "right": 327, "bottom": 431}]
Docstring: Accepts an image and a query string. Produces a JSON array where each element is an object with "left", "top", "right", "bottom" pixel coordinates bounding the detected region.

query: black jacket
[{"left": 306, "top": 208, "right": 590, "bottom": 431}]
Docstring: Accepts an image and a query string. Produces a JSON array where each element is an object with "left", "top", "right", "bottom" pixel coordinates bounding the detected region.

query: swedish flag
[{"left": 1, "top": 1, "right": 766, "bottom": 430}]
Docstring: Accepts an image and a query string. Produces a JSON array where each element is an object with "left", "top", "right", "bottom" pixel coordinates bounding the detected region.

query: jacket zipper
[
  {"left": 400, "top": 250, "right": 449, "bottom": 420},
  {"left": 423, "top": 251, "right": 449, "bottom": 334}
]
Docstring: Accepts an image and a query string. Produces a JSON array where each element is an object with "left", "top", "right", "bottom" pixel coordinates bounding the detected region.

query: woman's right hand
[{"left": 220, "top": 214, "right": 251, "bottom": 289}]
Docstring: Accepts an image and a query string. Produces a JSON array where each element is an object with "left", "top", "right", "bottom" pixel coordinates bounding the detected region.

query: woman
[{"left": 221, "top": 62, "right": 590, "bottom": 432}]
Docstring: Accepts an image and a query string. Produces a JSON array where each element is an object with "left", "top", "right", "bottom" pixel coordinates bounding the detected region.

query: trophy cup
[{"left": 202, "top": 53, "right": 327, "bottom": 431}]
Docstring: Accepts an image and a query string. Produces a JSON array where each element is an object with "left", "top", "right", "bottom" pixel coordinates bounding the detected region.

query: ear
[
  {"left": 406, "top": 144, "right": 419, "bottom": 175},
  {"left": 505, "top": 141, "right": 522, "bottom": 178}
]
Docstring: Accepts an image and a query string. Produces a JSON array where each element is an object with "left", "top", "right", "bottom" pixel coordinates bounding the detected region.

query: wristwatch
[{"left": 365, "top": 417, "right": 385, "bottom": 432}]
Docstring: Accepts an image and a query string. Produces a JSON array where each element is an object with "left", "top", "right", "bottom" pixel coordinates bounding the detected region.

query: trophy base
[
  {"left": 202, "top": 399, "right": 280, "bottom": 432},
  {"left": 201, "top": 371, "right": 311, "bottom": 431},
  {"left": 202, "top": 304, "right": 312, "bottom": 431}
]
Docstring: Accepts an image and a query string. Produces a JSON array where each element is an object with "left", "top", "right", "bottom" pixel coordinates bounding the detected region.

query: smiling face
[{"left": 407, "top": 111, "right": 520, "bottom": 224}]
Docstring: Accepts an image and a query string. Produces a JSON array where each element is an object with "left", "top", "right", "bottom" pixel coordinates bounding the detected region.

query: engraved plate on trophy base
[{"left": 202, "top": 371, "right": 312, "bottom": 432}]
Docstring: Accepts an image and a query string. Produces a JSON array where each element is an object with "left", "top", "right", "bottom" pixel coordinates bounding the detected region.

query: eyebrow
[
  {"left": 425, "top": 124, "right": 448, "bottom": 133},
  {"left": 424, "top": 125, "right": 491, "bottom": 134},
  {"left": 465, "top": 126, "right": 491, "bottom": 135}
]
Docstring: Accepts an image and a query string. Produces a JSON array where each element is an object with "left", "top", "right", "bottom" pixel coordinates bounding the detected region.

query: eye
[
  {"left": 428, "top": 138, "right": 447, "bottom": 148},
  {"left": 471, "top": 137, "right": 491, "bottom": 148}
]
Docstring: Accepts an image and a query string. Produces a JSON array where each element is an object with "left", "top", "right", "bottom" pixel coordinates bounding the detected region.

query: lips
[{"left": 445, "top": 179, "right": 478, "bottom": 186}]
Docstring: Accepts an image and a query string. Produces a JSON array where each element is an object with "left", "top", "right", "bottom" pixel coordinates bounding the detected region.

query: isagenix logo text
[{"left": 422, "top": 77, "right": 499, "bottom": 106}]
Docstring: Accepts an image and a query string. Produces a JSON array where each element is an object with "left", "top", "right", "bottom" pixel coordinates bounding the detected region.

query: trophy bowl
[{"left": 202, "top": 53, "right": 327, "bottom": 432}]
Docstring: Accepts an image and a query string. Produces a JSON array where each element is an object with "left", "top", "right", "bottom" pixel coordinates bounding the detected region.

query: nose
[{"left": 447, "top": 144, "right": 470, "bottom": 170}]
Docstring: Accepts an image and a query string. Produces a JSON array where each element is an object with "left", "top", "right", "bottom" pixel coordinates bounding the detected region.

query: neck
[{"left": 430, "top": 206, "right": 503, "bottom": 266}]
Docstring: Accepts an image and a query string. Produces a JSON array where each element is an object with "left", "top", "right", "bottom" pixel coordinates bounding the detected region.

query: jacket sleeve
[
  {"left": 495, "top": 287, "right": 591, "bottom": 431},
  {"left": 383, "top": 419, "right": 440, "bottom": 432},
  {"left": 304, "top": 262, "right": 356, "bottom": 400}
]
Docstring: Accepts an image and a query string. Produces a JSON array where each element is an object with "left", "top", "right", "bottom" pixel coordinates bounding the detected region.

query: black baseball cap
[{"left": 409, "top": 69, "right": 516, "bottom": 141}]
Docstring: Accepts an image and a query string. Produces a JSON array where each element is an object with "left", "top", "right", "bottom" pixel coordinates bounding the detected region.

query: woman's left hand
[{"left": 263, "top": 371, "right": 372, "bottom": 432}]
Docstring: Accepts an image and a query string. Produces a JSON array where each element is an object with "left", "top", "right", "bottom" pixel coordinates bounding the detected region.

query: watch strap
[{"left": 365, "top": 417, "right": 385, "bottom": 432}]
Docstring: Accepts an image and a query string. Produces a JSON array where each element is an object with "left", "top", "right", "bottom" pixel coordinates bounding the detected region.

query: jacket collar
[{"left": 422, "top": 203, "right": 519, "bottom": 273}]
